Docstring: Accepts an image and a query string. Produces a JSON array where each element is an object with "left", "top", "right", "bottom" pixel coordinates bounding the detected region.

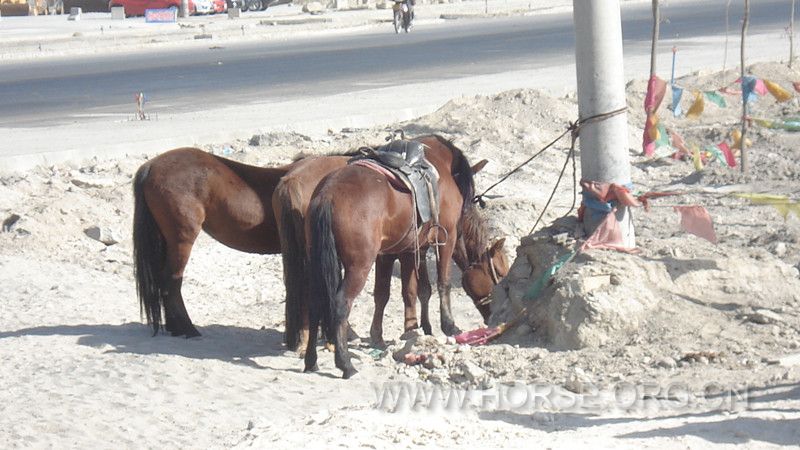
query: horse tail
[
  {"left": 308, "top": 199, "right": 340, "bottom": 343},
  {"left": 132, "top": 164, "right": 166, "bottom": 335},
  {"left": 276, "top": 180, "right": 306, "bottom": 351}
]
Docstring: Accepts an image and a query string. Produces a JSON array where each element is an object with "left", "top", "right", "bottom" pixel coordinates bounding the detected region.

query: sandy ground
[{"left": 2, "top": 1, "right": 800, "bottom": 448}]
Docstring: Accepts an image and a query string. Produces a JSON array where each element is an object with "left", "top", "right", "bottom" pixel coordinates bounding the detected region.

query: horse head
[{"left": 461, "top": 237, "right": 508, "bottom": 323}]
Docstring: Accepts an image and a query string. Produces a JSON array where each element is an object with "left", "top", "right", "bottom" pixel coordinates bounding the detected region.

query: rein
[{"left": 468, "top": 248, "right": 502, "bottom": 306}]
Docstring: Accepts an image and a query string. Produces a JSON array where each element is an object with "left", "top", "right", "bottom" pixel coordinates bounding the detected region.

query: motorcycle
[{"left": 392, "top": 0, "right": 413, "bottom": 33}]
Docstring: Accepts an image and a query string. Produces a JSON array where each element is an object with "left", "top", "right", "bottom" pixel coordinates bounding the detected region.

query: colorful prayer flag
[
  {"left": 718, "top": 142, "right": 736, "bottom": 168},
  {"left": 754, "top": 79, "right": 768, "bottom": 96},
  {"left": 645, "top": 75, "right": 667, "bottom": 112},
  {"left": 730, "top": 129, "right": 751, "bottom": 150},
  {"left": 674, "top": 206, "right": 717, "bottom": 244},
  {"left": 735, "top": 194, "right": 800, "bottom": 219},
  {"left": 742, "top": 76, "right": 759, "bottom": 104},
  {"left": 704, "top": 90, "right": 727, "bottom": 107},
  {"left": 692, "top": 145, "right": 704, "bottom": 171},
  {"left": 764, "top": 79, "right": 792, "bottom": 102},
  {"left": 686, "top": 91, "right": 705, "bottom": 119},
  {"left": 671, "top": 85, "right": 684, "bottom": 117}
]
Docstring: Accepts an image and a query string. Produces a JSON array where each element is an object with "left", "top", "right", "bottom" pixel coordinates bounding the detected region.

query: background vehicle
[
  {"left": 108, "top": 0, "right": 194, "bottom": 16},
  {"left": 193, "top": 0, "right": 213, "bottom": 13},
  {"left": 64, "top": 0, "right": 110, "bottom": 12}
]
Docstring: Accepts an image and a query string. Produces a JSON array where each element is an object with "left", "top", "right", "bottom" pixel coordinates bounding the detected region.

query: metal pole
[
  {"left": 180, "top": 0, "right": 188, "bottom": 18},
  {"left": 573, "top": 0, "right": 634, "bottom": 245},
  {"left": 740, "top": 0, "right": 750, "bottom": 173}
]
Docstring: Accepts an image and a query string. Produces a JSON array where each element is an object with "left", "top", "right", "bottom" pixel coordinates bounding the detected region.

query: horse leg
[
  {"left": 163, "top": 241, "right": 201, "bottom": 338},
  {"left": 398, "top": 253, "right": 420, "bottom": 333},
  {"left": 436, "top": 238, "right": 461, "bottom": 336},
  {"left": 303, "top": 303, "right": 319, "bottom": 372},
  {"left": 417, "top": 253, "right": 433, "bottom": 335},
  {"left": 334, "top": 265, "right": 371, "bottom": 379},
  {"left": 370, "top": 254, "right": 395, "bottom": 348}
]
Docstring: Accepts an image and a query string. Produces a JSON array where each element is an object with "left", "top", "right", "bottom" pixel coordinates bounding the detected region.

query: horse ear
[
  {"left": 471, "top": 159, "right": 489, "bottom": 174},
  {"left": 489, "top": 238, "right": 506, "bottom": 254}
]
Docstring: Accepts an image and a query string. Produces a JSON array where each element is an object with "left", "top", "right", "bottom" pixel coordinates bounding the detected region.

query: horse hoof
[
  {"left": 370, "top": 340, "right": 387, "bottom": 350},
  {"left": 342, "top": 367, "right": 358, "bottom": 379},
  {"left": 442, "top": 325, "right": 462, "bottom": 336},
  {"left": 347, "top": 326, "right": 360, "bottom": 342},
  {"left": 324, "top": 342, "right": 335, "bottom": 353},
  {"left": 304, "top": 364, "right": 319, "bottom": 373}
]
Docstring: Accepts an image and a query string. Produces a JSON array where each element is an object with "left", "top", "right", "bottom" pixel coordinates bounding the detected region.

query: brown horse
[
  {"left": 132, "top": 148, "right": 292, "bottom": 338},
  {"left": 274, "top": 142, "right": 508, "bottom": 353},
  {"left": 303, "top": 136, "right": 497, "bottom": 378}
]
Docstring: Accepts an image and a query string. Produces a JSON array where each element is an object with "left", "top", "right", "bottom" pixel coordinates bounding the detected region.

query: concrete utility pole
[
  {"left": 572, "top": 0, "right": 634, "bottom": 246},
  {"left": 180, "top": 0, "right": 188, "bottom": 18}
]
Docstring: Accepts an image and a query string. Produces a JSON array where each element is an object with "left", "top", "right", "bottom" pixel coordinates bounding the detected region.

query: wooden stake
[
  {"left": 740, "top": 0, "right": 750, "bottom": 173},
  {"left": 791, "top": 0, "right": 796, "bottom": 68},
  {"left": 723, "top": 0, "right": 731, "bottom": 74},
  {"left": 650, "top": 0, "right": 660, "bottom": 77}
]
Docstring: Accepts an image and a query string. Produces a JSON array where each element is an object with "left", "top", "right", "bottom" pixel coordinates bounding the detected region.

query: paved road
[{"left": 0, "top": 0, "right": 788, "bottom": 128}]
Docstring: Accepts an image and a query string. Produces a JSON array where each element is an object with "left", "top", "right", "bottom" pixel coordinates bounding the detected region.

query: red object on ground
[
  {"left": 403, "top": 353, "right": 427, "bottom": 366},
  {"left": 455, "top": 327, "right": 501, "bottom": 346}
]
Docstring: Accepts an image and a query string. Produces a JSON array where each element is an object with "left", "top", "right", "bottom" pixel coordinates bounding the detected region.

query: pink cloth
[
  {"left": 670, "top": 130, "right": 690, "bottom": 159},
  {"left": 642, "top": 75, "right": 667, "bottom": 156},
  {"left": 580, "top": 207, "right": 639, "bottom": 253},
  {"left": 351, "top": 159, "right": 409, "bottom": 192},
  {"left": 754, "top": 79, "right": 768, "bottom": 96},
  {"left": 455, "top": 327, "right": 501, "bottom": 346},
  {"left": 674, "top": 206, "right": 717, "bottom": 244},
  {"left": 644, "top": 75, "right": 667, "bottom": 112},
  {"left": 718, "top": 142, "right": 737, "bottom": 168}
]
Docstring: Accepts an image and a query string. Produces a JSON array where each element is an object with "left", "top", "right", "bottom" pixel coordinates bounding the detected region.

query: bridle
[{"left": 468, "top": 249, "right": 503, "bottom": 306}]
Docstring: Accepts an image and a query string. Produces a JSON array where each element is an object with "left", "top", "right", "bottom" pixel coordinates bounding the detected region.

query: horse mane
[
  {"left": 419, "top": 135, "right": 488, "bottom": 262},
  {"left": 291, "top": 148, "right": 361, "bottom": 162},
  {"left": 424, "top": 134, "right": 476, "bottom": 214},
  {"left": 459, "top": 206, "right": 490, "bottom": 263}
]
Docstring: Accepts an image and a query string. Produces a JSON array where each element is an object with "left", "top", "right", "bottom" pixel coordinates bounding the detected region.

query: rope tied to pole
[{"left": 473, "top": 106, "right": 628, "bottom": 234}]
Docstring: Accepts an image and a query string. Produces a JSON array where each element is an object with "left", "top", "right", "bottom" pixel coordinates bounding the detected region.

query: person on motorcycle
[{"left": 393, "top": 0, "right": 414, "bottom": 27}]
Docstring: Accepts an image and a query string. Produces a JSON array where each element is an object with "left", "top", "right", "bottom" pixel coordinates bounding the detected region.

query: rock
[
  {"left": 70, "top": 175, "right": 114, "bottom": 189},
  {"left": 2, "top": 213, "right": 21, "bottom": 232},
  {"left": 656, "top": 357, "right": 677, "bottom": 369},
  {"left": 564, "top": 367, "right": 593, "bottom": 393},
  {"left": 776, "top": 353, "right": 800, "bottom": 367},
  {"left": 84, "top": 226, "right": 120, "bottom": 245},
  {"left": 774, "top": 242, "right": 788, "bottom": 257},
  {"left": 306, "top": 409, "right": 331, "bottom": 425},
  {"left": 302, "top": 1, "right": 324, "bottom": 14},
  {"left": 459, "top": 361, "right": 486, "bottom": 383},
  {"left": 404, "top": 353, "right": 426, "bottom": 366},
  {"left": 749, "top": 309, "right": 783, "bottom": 325}
]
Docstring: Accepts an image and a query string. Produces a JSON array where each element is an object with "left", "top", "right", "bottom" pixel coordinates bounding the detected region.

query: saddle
[{"left": 350, "top": 138, "right": 440, "bottom": 225}]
